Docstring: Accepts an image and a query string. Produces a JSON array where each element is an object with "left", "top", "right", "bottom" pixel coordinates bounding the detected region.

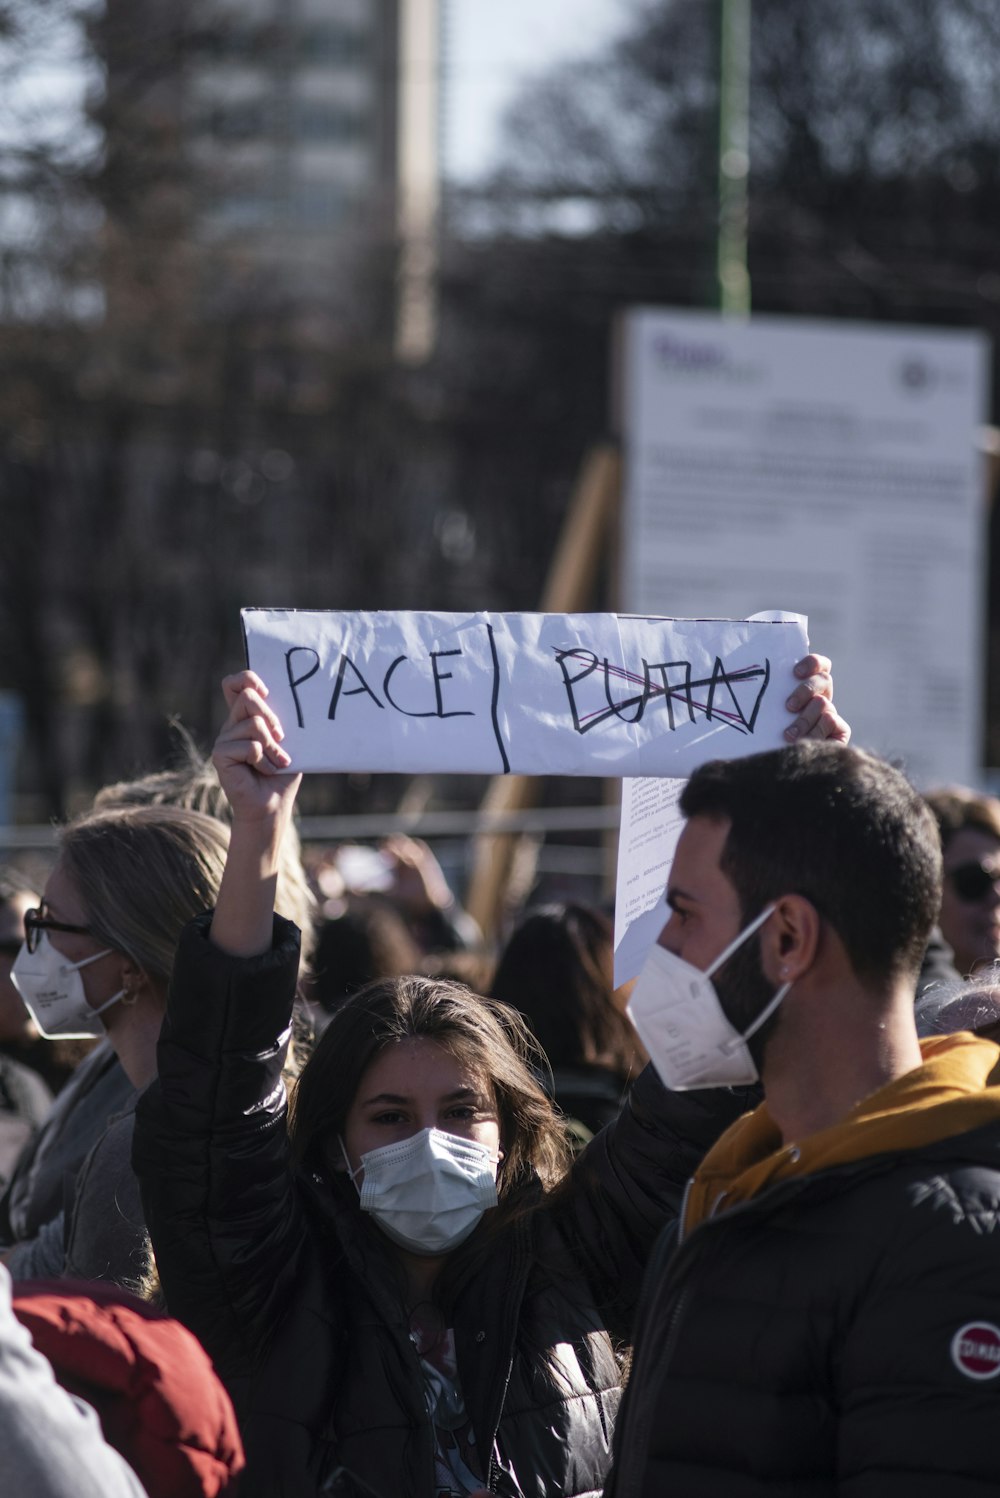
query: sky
[
  {"left": 2, "top": 1, "right": 630, "bottom": 189},
  {"left": 443, "top": 0, "right": 629, "bottom": 180}
]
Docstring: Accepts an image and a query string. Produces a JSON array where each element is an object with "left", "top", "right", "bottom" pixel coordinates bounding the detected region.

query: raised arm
[
  {"left": 133, "top": 671, "right": 305, "bottom": 1382},
  {"left": 210, "top": 669, "right": 301, "bottom": 957}
]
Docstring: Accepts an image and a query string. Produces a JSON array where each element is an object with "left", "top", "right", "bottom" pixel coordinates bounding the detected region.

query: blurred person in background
[
  {"left": 924, "top": 787, "right": 1000, "bottom": 977},
  {"left": 915, "top": 966, "right": 1000, "bottom": 1047},
  {"left": 307, "top": 896, "right": 421, "bottom": 1033},
  {"left": 3, "top": 805, "right": 229, "bottom": 1287},
  {"left": 316, "top": 835, "right": 481, "bottom": 955},
  {"left": 491, "top": 903, "right": 640, "bottom": 1146},
  {"left": 0, "top": 873, "right": 54, "bottom": 1184},
  {"left": 382, "top": 835, "right": 482, "bottom": 953},
  {"left": 0, "top": 869, "right": 96, "bottom": 1097}
]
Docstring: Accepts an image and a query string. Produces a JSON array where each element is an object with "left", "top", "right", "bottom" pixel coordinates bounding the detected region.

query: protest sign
[{"left": 242, "top": 609, "right": 808, "bottom": 777}]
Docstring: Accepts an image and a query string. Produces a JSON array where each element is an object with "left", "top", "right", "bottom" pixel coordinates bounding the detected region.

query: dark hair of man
[{"left": 679, "top": 742, "right": 942, "bottom": 985}]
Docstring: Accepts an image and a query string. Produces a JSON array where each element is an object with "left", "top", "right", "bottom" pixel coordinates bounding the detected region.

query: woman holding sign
[{"left": 133, "top": 660, "right": 846, "bottom": 1498}]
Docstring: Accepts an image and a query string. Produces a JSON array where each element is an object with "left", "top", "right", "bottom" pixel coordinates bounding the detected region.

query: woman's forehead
[{"left": 355, "top": 1036, "right": 490, "bottom": 1100}]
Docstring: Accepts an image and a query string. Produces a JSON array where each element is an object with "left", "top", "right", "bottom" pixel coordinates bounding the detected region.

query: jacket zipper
[
  {"left": 612, "top": 1225, "right": 693, "bottom": 1498},
  {"left": 678, "top": 1175, "right": 694, "bottom": 1241},
  {"left": 485, "top": 1353, "right": 516, "bottom": 1493}
]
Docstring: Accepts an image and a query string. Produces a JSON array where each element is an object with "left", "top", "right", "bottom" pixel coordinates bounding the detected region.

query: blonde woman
[{"left": 6, "top": 805, "right": 229, "bottom": 1286}]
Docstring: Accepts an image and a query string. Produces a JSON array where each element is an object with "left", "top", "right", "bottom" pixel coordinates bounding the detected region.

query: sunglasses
[
  {"left": 23, "top": 907, "right": 93, "bottom": 954},
  {"left": 946, "top": 862, "right": 1000, "bottom": 904}
]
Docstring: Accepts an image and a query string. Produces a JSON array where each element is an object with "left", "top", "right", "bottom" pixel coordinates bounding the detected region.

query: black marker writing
[
  {"left": 382, "top": 650, "right": 475, "bottom": 719},
  {"left": 485, "top": 621, "right": 511, "bottom": 774},
  {"left": 555, "top": 647, "right": 771, "bottom": 737},
  {"left": 328, "top": 655, "right": 384, "bottom": 719},
  {"left": 286, "top": 647, "right": 321, "bottom": 729}
]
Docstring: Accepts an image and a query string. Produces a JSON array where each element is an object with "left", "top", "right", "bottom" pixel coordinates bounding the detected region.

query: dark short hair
[{"left": 680, "top": 742, "right": 942, "bottom": 984}]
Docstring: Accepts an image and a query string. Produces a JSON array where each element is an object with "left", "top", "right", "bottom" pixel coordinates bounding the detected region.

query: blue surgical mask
[{"left": 341, "top": 1127, "right": 499, "bottom": 1255}]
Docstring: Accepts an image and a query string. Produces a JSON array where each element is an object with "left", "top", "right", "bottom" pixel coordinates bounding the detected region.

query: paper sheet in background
[
  {"left": 613, "top": 610, "right": 809, "bottom": 985},
  {"left": 613, "top": 777, "right": 685, "bottom": 986}
]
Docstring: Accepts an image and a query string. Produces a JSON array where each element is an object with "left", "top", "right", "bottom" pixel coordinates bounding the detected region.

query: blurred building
[{"left": 99, "top": 0, "right": 441, "bottom": 361}]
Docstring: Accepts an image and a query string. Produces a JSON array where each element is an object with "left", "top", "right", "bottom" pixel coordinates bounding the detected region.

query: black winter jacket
[
  {"left": 607, "top": 1121, "right": 1000, "bottom": 1497},
  {"left": 133, "top": 915, "right": 735, "bottom": 1498}
]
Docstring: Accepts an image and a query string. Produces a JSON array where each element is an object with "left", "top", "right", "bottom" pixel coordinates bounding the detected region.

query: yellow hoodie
[{"left": 682, "top": 1033, "right": 1000, "bottom": 1239}]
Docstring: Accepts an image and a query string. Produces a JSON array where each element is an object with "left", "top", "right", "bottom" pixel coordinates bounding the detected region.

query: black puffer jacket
[
  {"left": 607, "top": 1123, "right": 1000, "bottom": 1497},
  {"left": 133, "top": 915, "right": 738, "bottom": 1498}
]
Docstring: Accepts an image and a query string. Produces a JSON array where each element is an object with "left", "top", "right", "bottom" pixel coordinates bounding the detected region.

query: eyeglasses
[
  {"left": 946, "top": 863, "right": 1000, "bottom": 904},
  {"left": 23, "top": 908, "right": 93, "bottom": 954}
]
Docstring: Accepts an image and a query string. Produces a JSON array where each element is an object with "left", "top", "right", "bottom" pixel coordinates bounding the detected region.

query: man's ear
[{"left": 760, "top": 894, "right": 821, "bottom": 983}]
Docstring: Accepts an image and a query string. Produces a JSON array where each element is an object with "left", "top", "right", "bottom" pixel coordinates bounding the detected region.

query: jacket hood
[
  {"left": 683, "top": 1032, "right": 1000, "bottom": 1236},
  {"left": 13, "top": 1280, "right": 245, "bottom": 1497}
]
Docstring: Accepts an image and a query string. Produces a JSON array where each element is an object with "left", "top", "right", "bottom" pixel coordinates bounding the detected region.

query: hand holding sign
[
  {"left": 784, "top": 654, "right": 850, "bottom": 744},
  {"left": 209, "top": 670, "right": 302, "bottom": 961},
  {"left": 213, "top": 671, "right": 299, "bottom": 822}
]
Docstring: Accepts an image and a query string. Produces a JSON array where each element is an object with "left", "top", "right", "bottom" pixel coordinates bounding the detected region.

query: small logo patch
[{"left": 951, "top": 1323, "right": 1000, "bottom": 1380}]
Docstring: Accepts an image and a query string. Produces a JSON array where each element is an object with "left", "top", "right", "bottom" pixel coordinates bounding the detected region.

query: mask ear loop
[
  {"left": 704, "top": 903, "right": 777, "bottom": 980},
  {"left": 725, "top": 978, "right": 793, "bottom": 1053},
  {"left": 90, "top": 987, "right": 128, "bottom": 1019},
  {"left": 705, "top": 903, "right": 793, "bottom": 1056},
  {"left": 338, "top": 1137, "right": 362, "bottom": 1193}
]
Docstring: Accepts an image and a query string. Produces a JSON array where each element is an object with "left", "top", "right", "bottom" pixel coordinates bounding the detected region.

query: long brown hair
[{"left": 289, "top": 974, "right": 571, "bottom": 1196}]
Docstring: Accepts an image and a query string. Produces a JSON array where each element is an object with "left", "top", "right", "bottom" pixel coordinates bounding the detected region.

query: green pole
[{"left": 717, "top": 0, "right": 751, "bottom": 313}]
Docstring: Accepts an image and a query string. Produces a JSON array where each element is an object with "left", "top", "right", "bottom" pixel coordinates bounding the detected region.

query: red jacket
[{"left": 13, "top": 1279, "right": 244, "bottom": 1498}]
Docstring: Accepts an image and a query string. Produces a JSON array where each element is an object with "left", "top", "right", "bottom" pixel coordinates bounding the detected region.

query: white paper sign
[{"left": 242, "top": 609, "right": 808, "bottom": 776}]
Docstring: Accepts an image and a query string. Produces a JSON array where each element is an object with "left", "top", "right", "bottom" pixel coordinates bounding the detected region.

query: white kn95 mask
[{"left": 627, "top": 904, "right": 791, "bottom": 1091}]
